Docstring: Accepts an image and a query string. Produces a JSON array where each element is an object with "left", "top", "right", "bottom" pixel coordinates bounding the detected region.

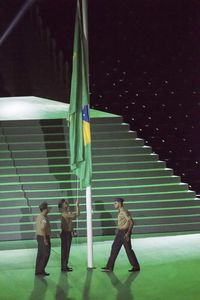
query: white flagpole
[
  {"left": 81, "top": 0, "right": 94, "bottom": 269},
  {"left": 86, "top": 186, "right": 93, "bottom": 268}
]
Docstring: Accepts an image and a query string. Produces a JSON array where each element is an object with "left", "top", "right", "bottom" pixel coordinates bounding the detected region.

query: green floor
[{"left": 0, "top": 234, "right": 200, "bottom": 300}]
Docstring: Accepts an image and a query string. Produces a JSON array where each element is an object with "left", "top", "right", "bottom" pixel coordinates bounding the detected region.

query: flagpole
[
  {"left": 81, "top": 0, "right": 94, "bottom": 269},
  {"left": 81, "top": 0, "right": 89, "bottom": 71},
  {"left": 86, "top": 185, "right": 93, "bottom": 268}
]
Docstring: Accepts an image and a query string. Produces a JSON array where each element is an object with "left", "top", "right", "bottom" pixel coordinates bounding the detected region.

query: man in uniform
[
  {"left": 35, "top": 202, "right": 51, "bottom": 276},
  {"left": 101, "top": 197, "right": 140, "bottom": 272},
  {"left": 58, "top": 199, "right": 80, "bottom": 272}
]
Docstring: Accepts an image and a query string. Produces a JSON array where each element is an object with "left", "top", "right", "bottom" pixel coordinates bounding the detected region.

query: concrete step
[
  {"left": 134, "top": 223, "right": 200, "bottom": 234},
  {"left": 0, "top": 183, "right": 189, "bottom": 199},
  {"left": 0, "top": 191, "right": 196, "bottom": 207},
  {"left": 93, "top": 169, "right": 174, "bottom": 179},
  {"left": 0, "top": 123, "right": 130, "bottom": 134},
  {"left": 0, "top": 161, "right": 167, "bottom": 175},
  {"left": 0, "top": 175, "right": 181, "bottom": 191},
  {"left": 0, "top": 117, "right": 122, "bottom": 127},
  {"left": 1, "top": 214, "right": 200, "bottom": 233},
  {"left": 0, "top": 130, "right": 137, "bottom": 142},
  {"left": 0, "top": 145, "right": 153, "bottom": 158},
  {"left": 0, "top": 169, "right": 174, "bottom": 183},
  {"left": 2, "top": 205, "right": 200, "bottom": 220},
  {"left": 0, "top": 144, "right": 8, "bottom": 151},
  {"left": 0, "top": 153, "right": 159, "bottom": 167},
  {"left": 0, "top": 138, "right": 145, "bottom": 150},
  {"left": 26, "top": 191, "right": 196, "bottom": 203},
  {"left": 92, "top": 161, "right": 166, "bottom": 171},
  {"left": 94, "top": 198, "right": 200, "bottom": 210},
  {"left": 0, "top": 223, "right": 200, "bottom": 241},
  {"left": 135, "top": 215, "right": 200, "bottom": 225}
]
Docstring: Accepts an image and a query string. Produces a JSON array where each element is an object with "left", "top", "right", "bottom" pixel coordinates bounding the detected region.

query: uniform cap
[
  {"left": 115, "top": 198, "right": 124, "bottom": 203},
  {"left": 39, "top": 202, "right": 48, "bottom": 211}
]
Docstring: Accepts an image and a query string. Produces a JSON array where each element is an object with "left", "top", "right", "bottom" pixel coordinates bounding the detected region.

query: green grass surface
[{"left": 0, "top": 234, "right": 200, "bottom": 300}]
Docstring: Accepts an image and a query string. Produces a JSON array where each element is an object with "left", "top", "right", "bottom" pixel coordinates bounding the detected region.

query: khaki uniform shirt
[
  {"left": 61, "top": 206, "right": 80, "bottom": 232},
  {"left": 118, "top": 208, "right": 133, "bottom": 230},
  {"left": 36, "top": 214, "right": 51, "bottom": 236}
]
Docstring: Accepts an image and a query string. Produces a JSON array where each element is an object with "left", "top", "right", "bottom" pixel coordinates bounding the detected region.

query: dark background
[{"left": 1, "top": 0, "right": 200, "bottom": 193}]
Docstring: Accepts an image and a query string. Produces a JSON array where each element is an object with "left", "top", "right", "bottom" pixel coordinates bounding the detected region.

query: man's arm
[
  {"left": 75, "top": 199, "right": 80, "bottom": 217},
  {"left": 125, "top": 219, "right": 134, "bottom": 241},
  {"left": 123, "top": 210, "right": 134, "bottom": 241},
  {"left": 63, "top": 201, "right": 80, "bottom": 219},
  {"left": 40, "top": 219, "right": 48, "bottom": 245}
]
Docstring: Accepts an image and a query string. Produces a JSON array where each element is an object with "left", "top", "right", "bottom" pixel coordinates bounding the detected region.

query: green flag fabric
[{"left": 68, "top": 0, "right": 92, "bottom": 189}]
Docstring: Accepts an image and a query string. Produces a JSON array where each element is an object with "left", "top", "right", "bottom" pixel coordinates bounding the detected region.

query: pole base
[{"left": 87, "top": 267, "right": 96, "bottom": 270}]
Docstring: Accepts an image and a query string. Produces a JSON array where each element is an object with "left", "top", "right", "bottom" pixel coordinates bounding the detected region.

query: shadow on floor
[{"left": 29, "top": 276, "right": 48, "bottom": 300}]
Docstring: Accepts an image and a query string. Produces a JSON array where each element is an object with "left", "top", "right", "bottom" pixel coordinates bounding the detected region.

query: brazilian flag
[{"left": 68, "top": 0, "right": 92, "bottom": 189}]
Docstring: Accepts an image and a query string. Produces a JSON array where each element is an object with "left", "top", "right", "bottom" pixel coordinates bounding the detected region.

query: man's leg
[
  {"left": 105, "top": 231, "right": 123, "bottom": 270},
  {"left": 123, "top": 238, "right": 140, "bottom": 270},
  {"left": 35, "top": 236, "right": 50, "bottom": 274},
  {"left": 65, "top": 232, "right": 72, "bottom": 268},
  {"left": 43, "top": 236, "right": 51, "bottom": 272},
  {"left": 35, "top": 236, "right": 43, "bottom": 274},
  {"left": 61, "top": 231, "right": 67, "bottom": 270}
]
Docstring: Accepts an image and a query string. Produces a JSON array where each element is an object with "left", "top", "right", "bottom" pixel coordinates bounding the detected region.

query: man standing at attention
[
  {"left": 35, "top": 202, "right": 51, "bottom": 276},
  {"left": 58, "top": 199, "right": 80, "bottom": 272},
  {"left": 102, "top": 197, "right": 140, "bottom": 272}
]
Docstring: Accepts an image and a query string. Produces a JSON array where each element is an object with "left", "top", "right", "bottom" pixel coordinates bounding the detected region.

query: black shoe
[
  {"left": 101, "top": 267, "right": 112, "bottom": 272},
  {"left": 43, "top": 272, "right": 50, "bottom": 276},
  {"left": 128, "top": 267, "right": 140, "bottom": 272},
  {"left": 61, "top": 268, "right": 73, "bottom": 272},
  {"left": 35, "top": 272, "right": 44, "bottom": 276}
]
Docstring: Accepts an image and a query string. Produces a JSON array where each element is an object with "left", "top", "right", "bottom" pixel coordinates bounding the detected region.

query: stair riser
[
  {"left": 0, "top": 146, "right": 152, "bottom": 158},
  {"left": 0, "top": 162, "right": 167, "bottom": 174},
  {"left": 1, "top": 215, "right": 200, "bottom": 232},
  {"left": 0, "top": 123, "right": 129, "bottom": 135},
  {"left": 0, "top": 117, "right": 122, "bottom": 127},
  {"left": 1, "top": 223, "right": 200, "bottom": 241},
  {"left": 0, "top": 139, "right": 144, "bottom": 150},
  {"left": 28, "top": 184, "right": 187, "bottom": 196},
  {"left": 2, "top": 206, "right": 200, "bottom": 220},
  {"left": 0, "top": 190, "right": 196, "bottom": 203},
  {"left": 0, "top": 169, "right": 174, "bottom": 182},
  {"left": 0, "top": 176, "right": 181, "bottom": 191},
  {"left": 0, "top": 131, "right": 137, "bottom": 142},
  {"left": 0, "top": 154, "right": 159, "bottom": 167}
]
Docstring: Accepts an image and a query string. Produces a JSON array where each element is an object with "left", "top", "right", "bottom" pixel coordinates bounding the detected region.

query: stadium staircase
[{"left": 0, "top": 116, "right": 200, "bottom": 241}]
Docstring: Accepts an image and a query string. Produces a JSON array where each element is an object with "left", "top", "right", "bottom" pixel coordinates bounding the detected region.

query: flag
[{"left": 68, "top": 0, "right": 92, "bottom": 189}]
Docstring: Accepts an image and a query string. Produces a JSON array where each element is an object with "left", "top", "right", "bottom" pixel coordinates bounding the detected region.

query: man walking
[{"left": 101, "top": 198, "right": 140, "bottom": 272}]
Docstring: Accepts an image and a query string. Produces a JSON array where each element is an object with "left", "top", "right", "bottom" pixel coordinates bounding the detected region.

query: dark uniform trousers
[
  {"left": 106, "top": 230, "right": 140, "bottom": 270},
  {"left": 35, "top": 235, "right": 51, "bottom": 274},
  {"left": 60, "top": 230, "right": 72, "bottom": 270}
]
